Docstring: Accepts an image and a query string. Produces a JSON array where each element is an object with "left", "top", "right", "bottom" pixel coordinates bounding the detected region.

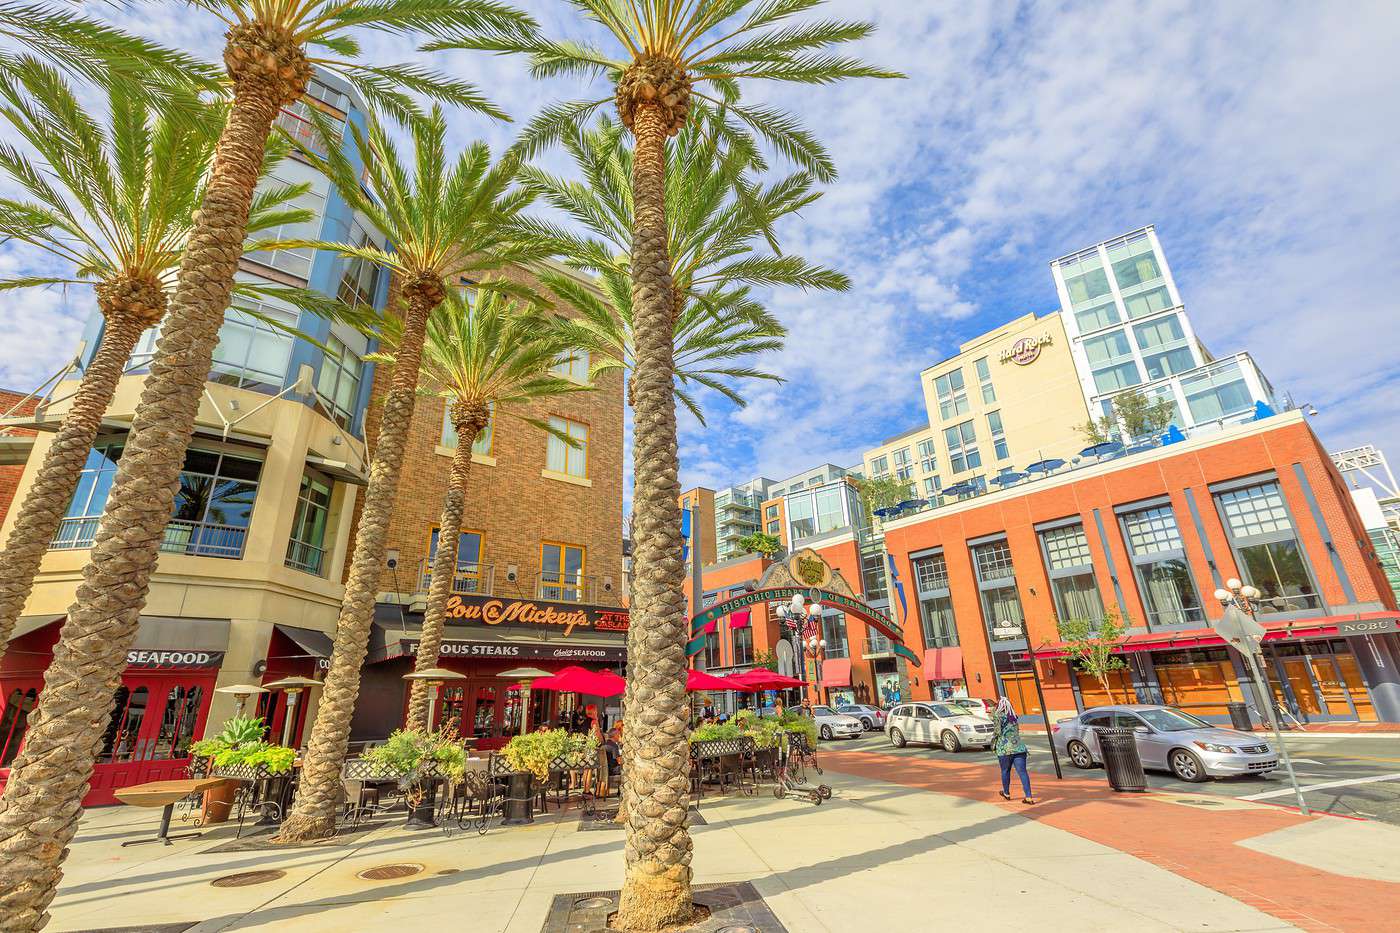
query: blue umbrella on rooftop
[
  {"left": 1080, "top": 441, "right": 1124, "bottom": 459},
  {"left": 1025, "top": 458, "right": 1066, "bottom": 475},
  {"left": 942, "top": 482, "right": 976, "bottom": 497},
  {"left": 896, "top": 499, "right": 927, "bottom": 511},
  {"left": 873, "top": 506, "right": 903, "bottom": 519},
  {"left": 989, "top": 472, "right": 1026, "bottom": 487}
]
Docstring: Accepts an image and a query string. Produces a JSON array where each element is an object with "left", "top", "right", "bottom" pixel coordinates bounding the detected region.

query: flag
[
  {"left": 729, "top": 609, "right": 751, "bottom": 629},
  {"left": 886, "top": 551, "right": 908, "bottom": 624}
]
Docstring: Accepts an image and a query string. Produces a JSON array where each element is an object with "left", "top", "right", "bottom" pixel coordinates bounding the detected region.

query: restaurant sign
[
  {"left": 404, "top": 639, "right": 626, "bottom": 663},
  {"left": 444, "top": 593, "right": 629, "bottom": 637},
  {"left": 126, "top": 649, "right": 226, "bottom": 669},
  {"left": 999, "top": 331, "right": 1053, "bottom": 366}
]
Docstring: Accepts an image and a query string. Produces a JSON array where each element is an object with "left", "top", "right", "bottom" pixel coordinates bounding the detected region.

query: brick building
[{"left": 0, "top": 388, "right": 38, "bottom": 526}]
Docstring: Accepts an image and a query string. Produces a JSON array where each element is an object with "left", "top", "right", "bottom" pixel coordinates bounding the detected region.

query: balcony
[
  {"left": 417, "top": 560, "right": 494, "bottom": 596},
  {"left": 285, "top": 540, "right": 325, "bottom": 576},
  {"left": 51, "top": 517, "right": 248, "bottom": 559},
  {"left": 536, "top": 571, "right": 614, "bottom": 605},
  {"left": 275, "top": 104, "right": 344, "bottom": 157}
]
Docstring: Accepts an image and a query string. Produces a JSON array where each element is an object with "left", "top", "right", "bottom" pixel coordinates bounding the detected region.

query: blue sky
[{"left": 2, "top": 1, "right": 1398, "bottom": 498}]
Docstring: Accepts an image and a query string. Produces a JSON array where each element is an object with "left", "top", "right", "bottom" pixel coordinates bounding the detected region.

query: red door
[{"left": 85, "top": 671, "right": 215, "bottom": 805}]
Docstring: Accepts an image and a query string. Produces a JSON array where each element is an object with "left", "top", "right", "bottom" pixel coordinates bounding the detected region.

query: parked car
[
  {"left": 1052, "top": 705, "right": 1277, "bottom": 782},
  {"left": 835, "top": 704, "right": 886, "bottom": 731},
  {"left": 947, "top": 697, "right": 995, "bottom": 719},
  {"left": 808, "top": 705, "right": 864, "bottom": 740},
  {"left": 885, "top": 702, "right": 995, "bottom": 752}
]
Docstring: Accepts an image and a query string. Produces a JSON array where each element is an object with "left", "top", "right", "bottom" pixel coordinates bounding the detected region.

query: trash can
[
  {"left": 1095, "top": 728, "right": 1147, "bottom": 792},
  {"left": 1227, "top": 701, "right": 1253, "bottom": 732}
]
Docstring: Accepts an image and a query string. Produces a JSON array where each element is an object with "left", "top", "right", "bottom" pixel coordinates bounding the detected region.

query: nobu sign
[{"left": 444, "top": 594, "right": 629, "bottom": 638}]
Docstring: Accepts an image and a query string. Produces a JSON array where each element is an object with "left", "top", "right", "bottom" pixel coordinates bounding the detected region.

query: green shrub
[
  {"left": 190, "top": 737, "right": 229, "bottom": 759},
  {"left": 363, "top": 728, "right": 469, "bottom": 783},
  {"left": 688, "top": 722, "right": 742, "bottom": 743},
  {"left": 502, "top": 729, "right": 571, "bottom": 780},
  {"left": 215, "top": 716, "right": 267, "bottom": 746},
  {"left": 242, "top": 744, "right": 296, "bottom": 774}
]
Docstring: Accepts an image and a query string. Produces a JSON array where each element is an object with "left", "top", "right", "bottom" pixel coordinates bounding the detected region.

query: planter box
[
  {"left": 212, "top": 763, "right": 289, "bottom": 782},
  {"left": 689, "top": 737, "right": 755, "bottom": 759}
]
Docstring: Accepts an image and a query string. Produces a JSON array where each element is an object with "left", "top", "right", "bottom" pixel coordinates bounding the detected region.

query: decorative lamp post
[
  {"left": 498, "top": 666, "right": 553, "bottom": 734},
  {"left": 775, "top": 594, "right": 824, "bottom": 705},
  {"left": 214, "top": 682, "right": 268, "bottom": 716},
  {"left": 1212, "top": 579, "right": 1309, "bottom": 814},
  {"left": 402, "top": 667, "right": 468, "bottom": 732},
  {"left": 262, "top": 676, "right": 321, "bottom": 748}
]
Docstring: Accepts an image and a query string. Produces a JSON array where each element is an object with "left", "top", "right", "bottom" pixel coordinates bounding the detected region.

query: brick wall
[
  {"left": 354, "top": 266, "right": 625, "bottom": 606},
  {"left": 0, "top": 389, "right": 38, "bottom": 528}
]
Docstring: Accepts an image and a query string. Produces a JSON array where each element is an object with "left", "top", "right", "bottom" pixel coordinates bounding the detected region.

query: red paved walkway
[{"left": 822, "top": 749, "right": 1399, "bottom": 933}]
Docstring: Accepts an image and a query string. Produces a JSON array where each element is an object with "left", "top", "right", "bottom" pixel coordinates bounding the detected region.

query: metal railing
[
  {"left": 535, "top": 571, "right": 608, "bottom": 604},
  {"left": 285, "top": 539, "right": 326, "bottom": 576},
  {"left": 50, "top": 516, "right": 101, "bottom": 550},
  {"left": 417, "top": 559, "right": 494, "bottom": 596},
  {"left": 51, "top": 516, "right": 248, "bottom": 559}
]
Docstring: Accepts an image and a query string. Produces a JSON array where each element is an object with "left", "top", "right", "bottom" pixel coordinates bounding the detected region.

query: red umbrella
[
  {"left": 533, "top": 666, "right": 625, "bottom": 697},
  {"left": 729, "top": 668, "right": 808, "bottom": 689},
  {"left": 686, "top": 669, "right": 757, "bottom": 692}
]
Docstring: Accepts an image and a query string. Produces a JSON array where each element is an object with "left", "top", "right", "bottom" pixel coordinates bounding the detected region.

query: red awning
[
  {"left": 922, "top": 647, "right": 963, "bottom": 681},
  {"left": 820, "top": 658, "right": 851, "bottom": 687},
  {"left": 1028, "top": 612, "right": 1387, "bottom": 660}
]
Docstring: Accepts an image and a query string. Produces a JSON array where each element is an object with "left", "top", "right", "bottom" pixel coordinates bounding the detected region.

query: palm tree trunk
[
  {"left": 614, "top": 100, "right": 694, "bottom": 932},
  {"left": 407, "top": 406, "right": 487, "bottom": 731},
  {"left": 0, "top": 69, "right": 291, "bottom": 931},
  {"left": 0, "top": 310, "right": 147, "bottom": 662},
  {"left": 276, "top": 280, "right": 441, "bottom": 843}
]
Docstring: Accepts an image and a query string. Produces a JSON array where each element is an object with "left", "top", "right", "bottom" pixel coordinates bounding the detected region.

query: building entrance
[{"left": 1265, "top": 639, "right": 1376, "bottom": 723}]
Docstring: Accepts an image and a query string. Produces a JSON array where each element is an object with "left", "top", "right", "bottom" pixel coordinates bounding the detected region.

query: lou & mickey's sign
[{"left": 444, "top": 594, "right": 629, "bottom": 638}]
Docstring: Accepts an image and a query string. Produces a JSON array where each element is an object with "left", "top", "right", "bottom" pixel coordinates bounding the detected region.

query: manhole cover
[
  {"left": 574, "top": 896, "right": 613, "bottom": 909},
  {"left": 717, "top": 926, "right": 757, "bottom": 933},
  {"left": 1175, "top": 798, "right": 1224, "bottom": 806},
  {"left": 211, "top": 869, "right": 286, "bottom": 888},
  {"left": 357, "top": 863, "right": 424, "bottom": 881}
]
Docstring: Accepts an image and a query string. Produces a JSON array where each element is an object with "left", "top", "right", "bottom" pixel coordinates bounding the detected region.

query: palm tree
[
  {"left": 0, "top": 3, "right": 533, "bottom": 925},
  {"left": 474, "top": 4, "right": 893, "bottom": 908},
  {"left": 0, "top": 60, "right": 312, "bottom": 664},
  {"left": 384, "top": 288, "right": 584, "bottom": 730},
  {"left": 273, "top": 109, "right": 549, "bottom": 843}
]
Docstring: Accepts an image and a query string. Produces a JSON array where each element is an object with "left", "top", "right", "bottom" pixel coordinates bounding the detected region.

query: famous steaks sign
[{"left": 444, "top": 594, "right": 629, "bottom": 638}]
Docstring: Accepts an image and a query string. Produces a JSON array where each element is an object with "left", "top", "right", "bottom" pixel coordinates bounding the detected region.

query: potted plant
[
  {"left": 189, "top": 716, "right": 272, "bottom": 824},
  {"left": 361, "top": 728, "right": 468, "bottom": 829},
  {"left": 500, "top": 729, "right": 573, "bottom": 825}
]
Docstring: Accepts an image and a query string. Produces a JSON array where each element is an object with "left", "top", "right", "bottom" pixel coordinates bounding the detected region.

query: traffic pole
[
  {"left": 1019, "top": 619, "right": 1063, "bottom": 779},
  {"left": 1244, "top": 649, "right": 1309, "bottom": 815}
]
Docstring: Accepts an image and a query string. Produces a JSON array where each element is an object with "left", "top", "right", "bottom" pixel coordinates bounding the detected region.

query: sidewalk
[{"left": 40, "top": 762, "right": 1391, "bottom": 933}]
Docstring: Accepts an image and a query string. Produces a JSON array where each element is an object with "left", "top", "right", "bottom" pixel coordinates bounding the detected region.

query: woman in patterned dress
[{"left": 993, "top": 697, "right": 1038, "bottom": 804}]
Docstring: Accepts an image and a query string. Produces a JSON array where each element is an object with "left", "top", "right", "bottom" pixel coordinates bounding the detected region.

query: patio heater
[
  {"left": 498, "top": 667, "right": 553, "bottom": 734},
  {"left": 262, "top": 676, "right": 321, "bottom": 747},
  {"left": 214, "top": 682, "right": 268, "bottom": 716},
  {"left": 402, "top": 667, "right": 468, "bottom": 731}
]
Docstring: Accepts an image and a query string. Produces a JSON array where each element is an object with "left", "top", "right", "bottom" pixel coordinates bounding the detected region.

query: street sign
[{"left": 1210, "top": 605, "right": 1266, "bottom": 651}]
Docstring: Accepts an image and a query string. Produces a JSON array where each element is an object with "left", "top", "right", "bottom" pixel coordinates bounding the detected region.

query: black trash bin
[
  {"left": 1095, "top": 727, "right": 1147, "bottom": 792},
  {"left": 1227, "top": 701, "right": 1253, "bottom": 731}
]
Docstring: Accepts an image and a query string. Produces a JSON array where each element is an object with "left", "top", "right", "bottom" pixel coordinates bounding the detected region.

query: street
[{"left": 828, "top": 728, "right": 1400, "bottom": 824}]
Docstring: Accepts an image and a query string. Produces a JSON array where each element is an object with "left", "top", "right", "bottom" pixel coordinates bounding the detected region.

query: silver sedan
[{"left": 1052, "top": 705, "right": 1278, "bottom": 782}]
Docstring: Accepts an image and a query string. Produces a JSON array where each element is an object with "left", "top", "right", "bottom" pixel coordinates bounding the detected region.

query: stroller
[{"left": 773, "top": 730, "right": 831, "bottom": 805}]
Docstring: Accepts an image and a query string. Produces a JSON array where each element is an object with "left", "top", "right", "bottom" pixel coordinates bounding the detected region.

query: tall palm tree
[
  {"left": 385, "top": 288, "right": 584, "bottom": 730},
  {"left": 474, "top": 3, "right": 893, "bottom": 907},
  {"left": 273, "top": 109, "right": 549, "bottom": 843},
  {"left": 0, "top": 3, "right": 533, "bottom": 926},
  {"left": 0, "top": 60, "right": 312, "bottom": 664}
]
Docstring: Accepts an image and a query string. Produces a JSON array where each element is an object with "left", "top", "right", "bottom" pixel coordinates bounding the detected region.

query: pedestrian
[{"left": 993, "top": 697, "right": 1037, "bottom": 805}]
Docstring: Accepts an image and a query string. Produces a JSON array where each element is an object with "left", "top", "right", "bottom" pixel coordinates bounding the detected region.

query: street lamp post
[
  {"left": 775, "top": 593, "right": 823, "bottom": 707},
  {"left": 1213, "top": 579, "right": 1310, "bottom": 815}
]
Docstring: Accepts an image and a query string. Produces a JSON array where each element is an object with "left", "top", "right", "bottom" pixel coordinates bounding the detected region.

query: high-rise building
[
  {"left": 1051, "top": 225, "right": 1278, "bottom": 437},
  {"left": 863, "top": 425, "right": 941, "bottom": 500}
]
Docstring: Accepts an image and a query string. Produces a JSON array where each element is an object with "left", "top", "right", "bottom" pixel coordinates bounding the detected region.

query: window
[
  {"left": 1107, "top": 235, "right": 1162, "bottom": 290},
  {"left": 209, "top": 300, "right": 296, "bottom": 392},
  {"left": 765, "top": 504, "right": 778, "bottom": 520},
  {"left": 1060, "top": 252, "right": 1111, "bottom": 307},
  {"left": 546, "top": 416, "right": 588, "bottom": 478},
  {"left": 703, "top": 630, "right": 722, "bottom": 669},
  {"left": 765, "top": 520, "right": 779, "bottom": 535},
  {"left": 1084, "top": 329, "right": 1143, "bottom": 393},
  {"left": 808, "top": 474, "right": 824, "bottom": 486},
  {"left": 860, "top": 550, "right": 887, "bottom": 601},
  {"left": 1075, "top": 299, "right": 1120, "bottom": 333},
  {"left": 244, "top": 175, "right": 324, "bottom": 278},
  {"left": 552, "top": 348, "right": 590, "bottom": 383},
  {"left": 275, "top": 81, "right": 347, "bottom": 155},
  {"left": 1134, "top": 314, "right": 1194, "bottom": 380},
  {"left": 869, "top": 454, "right": 889, "bottom": 478},
  {"left": 917, "top": 439, "right": 936, "bottom": 474},
  {"left": 428, "top": 528, "right": 483, "bottom": 582},
  {"left": 922, "top": 477, "right": 939, "bottom": 498},
  {"left": 814, "top": 485, "right": 845, "bottom": 534},
  {"left": 335, "top": 223, "right": 383, "bottom": 308},
  {"left": 316, "top": 332, "right": 364, "bottom": 429},
  {"left": 52, "top": 444, "right": 123, "bottom": 549},
  {"left": 541, "top": 542, "right": 585, "bottom": 601},
  {"left": 789, "top": 480, "right": 804, "bottom": 491},
  {"left": 1120, "top": 505, "right": 1203, "bottom": 627},
  {"left": 1039, "top": 524, "right": 1105, "bottom": 623},
  {"left": 788, "top": 493, "right": 815, "bottom": 540},
  {"left": 934, "top": 369, "right": 969, "bottom": 420},
  {"left": 1182, "top": 360, "right": 1253, "bottom": 423},
  {"left": 732, "top": 626, "right": 753, "bottom": 666},
  {"left": 820, "top": 611, "right": 849, "bottom": 658},
  {"left": 986, "top": 411, "right": 1009, "bottom": 460},
  {"left": 1216, "top": 481, "right": 1320, "bottom": 613},
  {"left": 1123, "top": 286, "right": 1173, "bottom": 319},
  {"left": 892, "top": 447, "right": 913, "bottom": 480},
  {"left": 167, "top": 449, "right": 263, "bottom": 559},
  {"left": 972, "top": 540, "right": 1023, "bottom": 643},
  {"left": 974, "top": 356, "right": 995, "bottom": 403},
  {"left": 944, "top": 420, "right": 980, "bottom": 473},
  {"left": 0, "top": 687, "right": 38, "bottom": 767},
  {"left": 441, "top": 401, "right": 493, "bottom": 457},
  {"left": 913, "top": 552, "right": 957, "bottom": 648},
  {"left": 286, "top": 469, "right": 332, "bottom": 575}
]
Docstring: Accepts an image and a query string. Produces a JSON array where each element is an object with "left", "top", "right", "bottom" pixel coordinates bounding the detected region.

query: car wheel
[
  {"left": 1067, "top": 740, "right": 1095, "bottom": 769},
  {"left": 941, "top": 730, "right": 961, "bottom": 753},
  {"left": 1169, "top": 749, "right": 1207, "bottom": 783},
  {"left": 820, "top": 725, "right": 833, "bottom": 741},
  {"left": 890, "top": 728, "right": 907, "bottom": 748},
  {"left": 860, "top": 717, "right": 873, "bottom": 730}
]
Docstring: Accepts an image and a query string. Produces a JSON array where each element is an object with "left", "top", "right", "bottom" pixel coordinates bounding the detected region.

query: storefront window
[
  {"left": 0, "top": 687, "right": 38, "bottom": 767},
  {"left": 1120, "top": 505, "right": 1204, "bottom": 627},
  {"left": 913, "top": 552, "right": 958, "bottom": 649},
  {"left": 150, "top": 686, "right": 203, "bottom": 759},
  {"left": 820, "top": 611, "right": 849, "bottom": 659},
  {"left": 733, "top": 626, "right": 753, "bottom": 666},
  {"left": 972, "top": 540, "right": 1024, "bottom": 643},
  {"left": 99, "top": 686, "right": 149, "bottom": 763},
  {"left": 1215, "top": 481, "right": 1321, "bottom": 613},
  {"left": 1039, "top": 523, "right": 1106, "bottom": 623}
]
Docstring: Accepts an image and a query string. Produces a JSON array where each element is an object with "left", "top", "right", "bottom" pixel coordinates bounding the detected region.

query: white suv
[
  {"left": 886, "top": 701, "right": 995, "bottom": 752},
  {"left": 808, "top": 705, "right": 864, "bottom": 740}
]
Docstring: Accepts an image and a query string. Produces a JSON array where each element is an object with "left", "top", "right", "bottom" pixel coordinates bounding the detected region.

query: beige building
[
  {"left": 863, "top": 425, "right": 941, "bottom": 500},
  {"left": 917, "top": 311, "right": 1090, "bottom": 490}
]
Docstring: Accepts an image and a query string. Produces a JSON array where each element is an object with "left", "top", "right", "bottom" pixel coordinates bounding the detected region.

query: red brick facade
[{"left": 0, "top": 389, "right": 38, "bottom": 528}]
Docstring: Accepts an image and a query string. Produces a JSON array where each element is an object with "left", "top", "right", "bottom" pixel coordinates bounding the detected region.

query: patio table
[{"left": 115, "top": 777, "right": 230, "bottom": 847}]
